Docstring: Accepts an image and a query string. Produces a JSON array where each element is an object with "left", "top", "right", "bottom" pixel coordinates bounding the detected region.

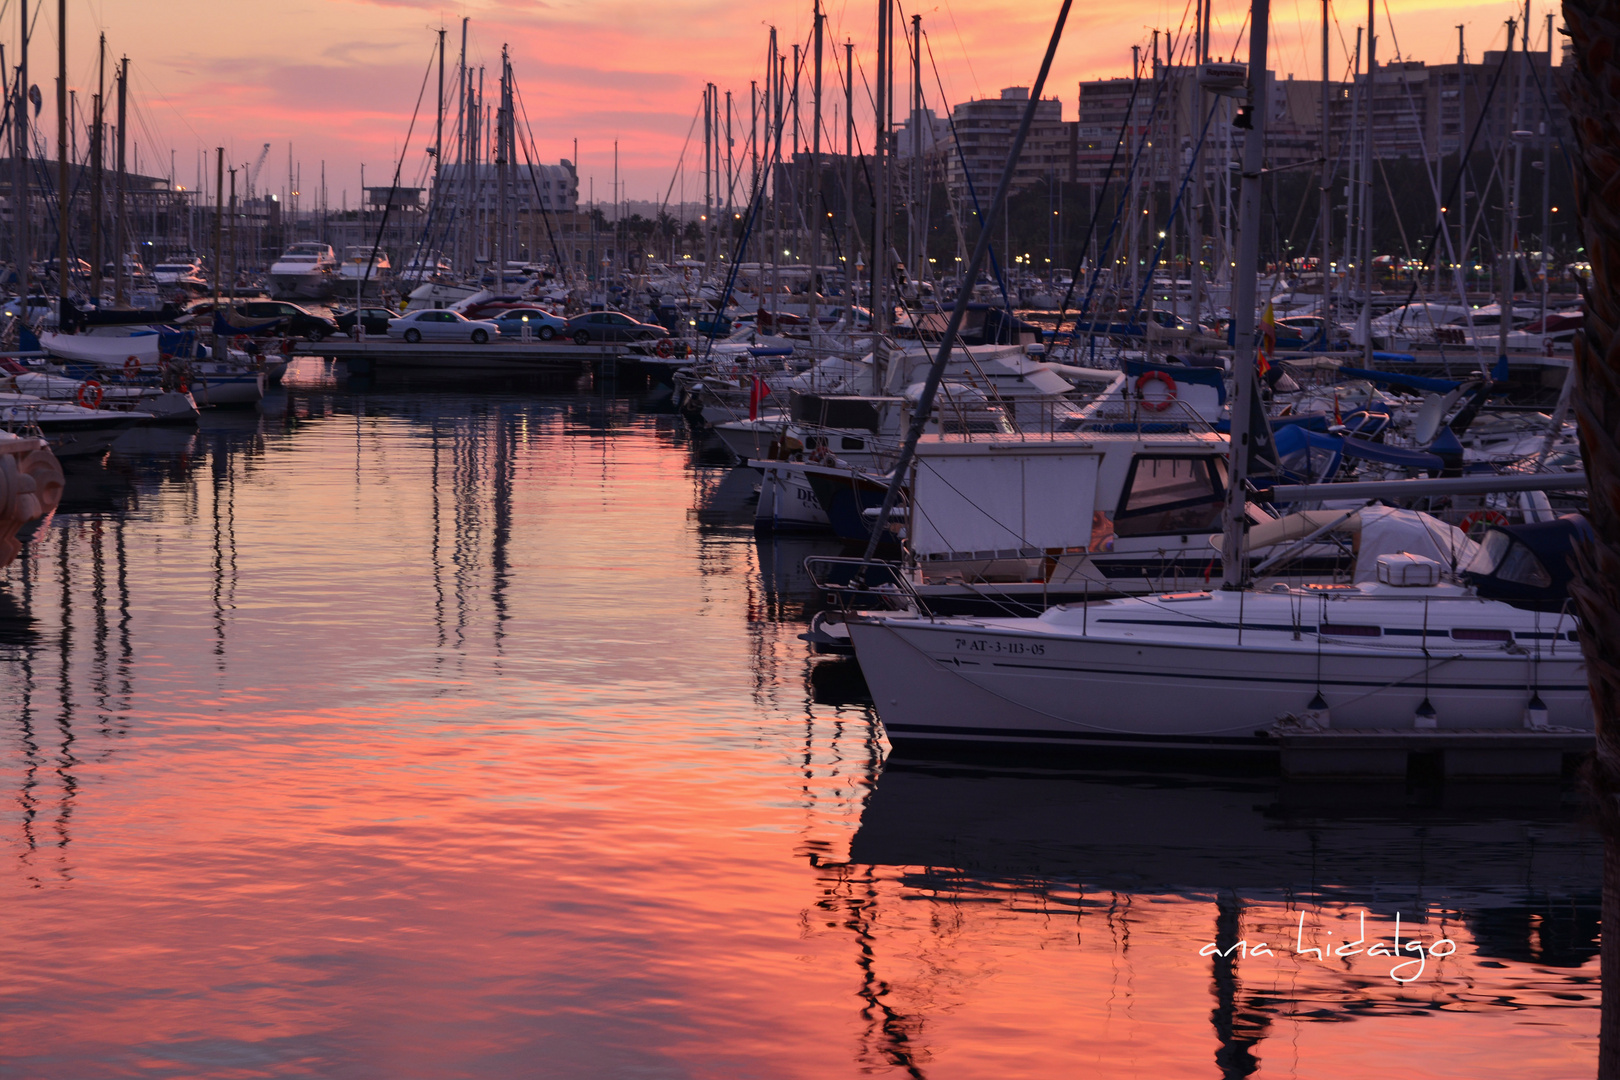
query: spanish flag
[{"left": 1258, "top": 301, "right": 1276, "bottom": 378}]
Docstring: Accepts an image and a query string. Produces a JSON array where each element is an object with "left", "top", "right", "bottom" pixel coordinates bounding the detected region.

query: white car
[{"left": 387, "top": 309, "right": 501, "bottom": 344}]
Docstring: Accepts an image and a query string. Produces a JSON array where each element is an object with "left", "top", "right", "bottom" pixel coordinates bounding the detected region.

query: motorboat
[
  {"left": 0, "top": 362, "right": 199, "bottom": 424},
  {"left": 0, "top": 391, "right": 152, "bottom": 457},
  {"left": 268, "top": 243, "right": 337, "bottom": 300},
  {"left": 151, "top": 259, "right": 211, "bottom": 295},
  {"left": 335, "top": 245, "right": 392, "bottom": 297}
]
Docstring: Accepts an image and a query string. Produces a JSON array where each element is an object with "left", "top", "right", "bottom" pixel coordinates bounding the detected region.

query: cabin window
[
  {"left": 841, "top": 437, "right": 865, "bottom": 451},
  {"left": 1114, "top": 456, "right": 1227, "bottom": 537},
  {"left": 1320, "top": 624, "right": 1382, "bottom": 637}
]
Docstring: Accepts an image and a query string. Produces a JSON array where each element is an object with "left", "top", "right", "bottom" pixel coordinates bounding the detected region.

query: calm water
[{"left": 0, "top": 360, "right": 1602, "bottom": 1078}]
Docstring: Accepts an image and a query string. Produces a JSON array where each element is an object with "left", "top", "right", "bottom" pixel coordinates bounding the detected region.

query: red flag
[
  {"left": 1257, "top": 301, "right": 1276, "bottom": 378},
  {"left": 749, "top": 375, "right": 765, "bottom": 420}
]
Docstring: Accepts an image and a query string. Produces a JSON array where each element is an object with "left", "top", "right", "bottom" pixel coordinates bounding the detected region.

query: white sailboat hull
[
  {"left": 754, "top": 464, "right": 829, "bottom": 532},
  {"left": 847, "top": 591, "right": 1590, "bottom": 752}
]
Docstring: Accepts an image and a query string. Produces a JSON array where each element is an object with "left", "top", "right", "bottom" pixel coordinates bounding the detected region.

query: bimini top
[{"left": 1463, "top": 514, "right": 1594, "bottom": 608}]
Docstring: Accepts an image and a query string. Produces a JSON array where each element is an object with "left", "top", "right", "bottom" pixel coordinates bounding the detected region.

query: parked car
[
  {"left": 234, "top": 300, "right": 340, "bottom": 340},
  {"left": 488, "top": 308, "right": 566, "bottom": 341},
  {"left": 387, "top": 308, "right": 501, "bottom": 343},
  {"left": 565, "top": 310, "right": 667, "bottom": 345},
  {"left": 334, "top": 306, "right": 401, "bottom": 337}
]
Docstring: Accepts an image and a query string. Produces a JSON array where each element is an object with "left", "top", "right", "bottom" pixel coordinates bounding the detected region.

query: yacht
[
  {"left": 151, "top": 259, "right": 210, "bottom": 295},
  {"left": 268, "top": 243, "right": 337, "bottom": 300},
  {"left": 335, "top": 245, "right": 392, "bottom": 297}
]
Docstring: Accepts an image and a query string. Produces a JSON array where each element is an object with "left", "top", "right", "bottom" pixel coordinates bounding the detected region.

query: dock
[
  {"left": 292, "top": 338, "right": 639, "bottom": 372},
  {"left": 1276, "top": 727, "right": 1591, "bottom": 781}
]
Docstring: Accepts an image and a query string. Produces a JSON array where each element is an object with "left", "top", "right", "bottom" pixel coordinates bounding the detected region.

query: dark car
[
  {"left": 334, "top": 306, "right": 399, "bottom": 337},
  {"left": 234, "top": 300, "right": 340, "bottom": 340},
  {"left": 565, "top": 310, "right": 667, "bottom": 346}
]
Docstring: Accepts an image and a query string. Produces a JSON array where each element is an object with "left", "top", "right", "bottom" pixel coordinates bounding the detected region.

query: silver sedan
[{"left": 387, "top": 309, "right": 502, "bottom": 344}]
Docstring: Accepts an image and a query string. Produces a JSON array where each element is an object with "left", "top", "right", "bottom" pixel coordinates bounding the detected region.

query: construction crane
[{"left": 244, "top": 142, "right": 271, "bottom": 200}]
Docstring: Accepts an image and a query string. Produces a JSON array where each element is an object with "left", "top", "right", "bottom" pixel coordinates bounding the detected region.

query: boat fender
[
  {"left": 75, "top": 380, "right": 104, "bottom": 409},
  {"left": 1135, "top": 369, "right": 1178, "bottom": 412}
]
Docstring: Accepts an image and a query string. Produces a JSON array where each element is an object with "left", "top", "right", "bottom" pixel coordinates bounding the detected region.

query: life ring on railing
[
  {"left": 654, "top": 338, "right": 674, "bottom": 359},
  {"left": 232, "top": 335, "right": 249, "bottom": 351},
  {"left": 123, "top": 356, "right": 140, "bottom": 379},
  {"left": 1459, "top": 508, "right": 1510, "bottom": 538},
  {"left": 76, "top": 380, "right": 104, "bottom": 409},
  {"left": 1135, "top": 369, "right": 1178, "bottom": 412}
]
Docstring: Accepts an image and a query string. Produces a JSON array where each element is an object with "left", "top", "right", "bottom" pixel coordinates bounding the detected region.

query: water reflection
[
  {"left": 0, "top": 366, "right": 1600, "bottom": 1078},
  {"left": 830, "top": 760, "right": 1599, "bottom": 1074}
]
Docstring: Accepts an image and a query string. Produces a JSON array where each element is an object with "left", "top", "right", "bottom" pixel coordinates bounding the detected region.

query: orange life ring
[
  {"left": 1135, "top": 369, "right": 1178, "bottom": 412},
  {"left": 76, "top": 380, "right": 104, "bottom": 409},
  {"left": 123, "top": 356, "right": 140, "bottom": 379},
  {"left": 1459, "top": 509, "right": 1510, "bottom": 538},
  {"left": 655, "top": 338, "right": 674, "bottom": 359}
]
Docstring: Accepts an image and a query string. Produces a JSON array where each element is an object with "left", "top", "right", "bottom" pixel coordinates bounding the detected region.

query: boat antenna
[{"left": 860, "top": 0, "right": 1075, "bottom": 563}]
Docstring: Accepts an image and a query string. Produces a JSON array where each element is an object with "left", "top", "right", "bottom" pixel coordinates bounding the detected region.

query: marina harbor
[{"left": 0, "top": 0, "right": 1615, "bottom": 1076}]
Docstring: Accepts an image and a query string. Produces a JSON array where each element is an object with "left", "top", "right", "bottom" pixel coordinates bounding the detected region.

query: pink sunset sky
[{"left": 42, "top": 0, "right": 1555, "bottom": 207}]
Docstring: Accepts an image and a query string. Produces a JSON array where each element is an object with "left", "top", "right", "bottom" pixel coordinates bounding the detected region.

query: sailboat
[{"left": 841, "top": 0, "right": 1592, "bottom": 757}]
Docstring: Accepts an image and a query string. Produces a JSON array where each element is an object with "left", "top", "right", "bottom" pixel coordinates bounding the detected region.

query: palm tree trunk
[{"left": 1560, "top": 3, "right": 1620, "bottom": 1075}]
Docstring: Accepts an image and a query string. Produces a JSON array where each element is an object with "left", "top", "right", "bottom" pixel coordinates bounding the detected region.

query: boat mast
[
  {"left": 1540, "top": 11, "right": 1552, "bottom": 329},
  {"left": 212, "top": 148, "right": 222, "bottom": 307},
  {"left": 227, "top": 164, "right": 236, "bottom": 299},
  {"left": 90, "top": 33, "right": 102, "bottom": 301},
  {"left": 702, "top": 83, "right": 712, "bottom": 273},
  {"left": 845, "top": 39, "right": 856, "bottom": 332},
  {"left": 1359, "top": 0, "right": 1375, "bottom": 367},
  {"left": 1190, "top": 0, "right": 1205, "bottom": 329},
  {"left": 55, "top": 0, "right": 66, "bottom": 318},
  {"left": 14, "top": 0, "right": 27, "bottom": 313},
  {"left": 1498, "top": 17, "right": 1518, "bottom": 369},
  {"left": 808, "top": 0, "right": 823, "bottom": 333},
  {"left": 435, "top": 26, "right": 445, "bottom": 196},
  {"left": 1319, "top": 0, "right": 1331, "bottom": 327},
  {"left": 872, "top": 0, "right": 888, "bottom": 386},
  {"left": 114, "top": 56, "right": 127, "bottom": 305},
  {"left": 911, "top": 13, "right": 922, "bottom": 288},
  {"left": 1217, "top": 0, "right": 1271, "bottom": 589},
  {"left": 457, "top": 17, "right": 467, "bottom": 274}
]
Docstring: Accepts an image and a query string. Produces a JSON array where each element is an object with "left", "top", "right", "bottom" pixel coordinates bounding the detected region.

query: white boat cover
[
  {"left": 39, "top": 330, "right": 161, "bottom": 366},
  {"left": 1352, "top": 506, "right": 1478, "bottom": 582}
]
